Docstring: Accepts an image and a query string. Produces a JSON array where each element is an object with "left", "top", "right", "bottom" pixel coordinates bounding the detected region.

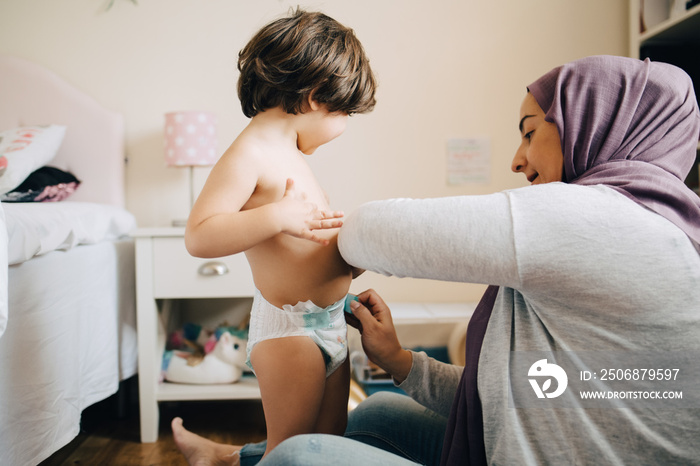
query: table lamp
[{"left": 164, "top": 111, "right": 218, "bottom": 227}]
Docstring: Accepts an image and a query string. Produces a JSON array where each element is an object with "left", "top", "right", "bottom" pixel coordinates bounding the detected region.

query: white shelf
[
  {"left": 158, "top": 376, "right": 261, "bottom": 401},
  {"left": 639, "top": 3, "right": 700, "bottom": 44},
  {"left": 629, "top": 0, "right": 700, "bottom": 195}
]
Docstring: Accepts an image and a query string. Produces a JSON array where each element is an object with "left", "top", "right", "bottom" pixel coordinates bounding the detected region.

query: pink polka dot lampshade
[{"left": 164, "top": 111, "right": 218, "bottom": 167}]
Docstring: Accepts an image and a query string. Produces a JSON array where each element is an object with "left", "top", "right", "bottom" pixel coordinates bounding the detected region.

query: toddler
[{"left": 178, "top": 8, "right": 376, "bottom": 462}]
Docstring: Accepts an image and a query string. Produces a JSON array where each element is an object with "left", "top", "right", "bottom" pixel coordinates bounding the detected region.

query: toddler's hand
[{"left": 277, "top": 178, "right": 344, "bottom": 245}]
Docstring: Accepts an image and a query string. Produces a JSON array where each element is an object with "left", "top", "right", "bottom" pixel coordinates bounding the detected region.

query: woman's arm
[
  {"left": 398, "top": 351, "right": 463, "bottom": 418},
  {"left": 347, "top": 290, "right": 463, "bottom": 417},
  {"left": 338, "top": 194, "right": 520, "bottom": 287}
]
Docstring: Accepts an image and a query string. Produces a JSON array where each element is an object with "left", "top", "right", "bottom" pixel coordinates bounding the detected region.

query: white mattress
[{"left": 0, "top": 237, "right": 137, "bottom": 465}]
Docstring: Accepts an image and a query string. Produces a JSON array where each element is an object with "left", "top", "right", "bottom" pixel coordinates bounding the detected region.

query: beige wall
[{"left": 0, "top": 0, "right": 627, "bottom": 302}]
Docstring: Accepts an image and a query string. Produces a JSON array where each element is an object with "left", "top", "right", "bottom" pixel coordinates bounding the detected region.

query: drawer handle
[{"left": 198, "top": 261, "right": 229, "bottom": 276}]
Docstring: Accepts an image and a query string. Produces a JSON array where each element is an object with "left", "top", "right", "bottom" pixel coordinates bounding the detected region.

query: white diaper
[{"left": 246, "top": 289, "right": 348, "bottom": 377}]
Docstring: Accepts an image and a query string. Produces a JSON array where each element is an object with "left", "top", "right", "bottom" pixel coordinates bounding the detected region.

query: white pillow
[{"left": 0, "top": 125, "right": 66, "bottom": 194}]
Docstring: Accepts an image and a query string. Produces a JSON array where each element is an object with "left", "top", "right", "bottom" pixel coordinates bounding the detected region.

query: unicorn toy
[{"left": 164, "top": 331, "right": 247, "bottom": 384}]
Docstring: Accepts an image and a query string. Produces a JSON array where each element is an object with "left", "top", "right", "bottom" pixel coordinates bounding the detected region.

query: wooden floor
[{"left": 40, "top": 377, "right": 267, "bottom": 466}]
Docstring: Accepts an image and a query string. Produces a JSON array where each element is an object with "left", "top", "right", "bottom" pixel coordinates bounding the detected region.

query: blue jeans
[{"left": 240, "top": 391, "right": 447, "bottom": 466}]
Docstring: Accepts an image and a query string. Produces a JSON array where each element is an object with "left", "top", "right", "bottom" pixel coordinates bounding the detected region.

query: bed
[{"left": 0, "top": 55, "right": 138, "bottom": 465}]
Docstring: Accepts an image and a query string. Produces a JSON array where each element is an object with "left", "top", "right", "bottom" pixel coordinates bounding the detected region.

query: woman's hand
[
  {"left": 346, "top": 289, "right": 413, "bottom": 384},
  {"left": 276, "top": 178, "right": 344, "bottom": 245}
]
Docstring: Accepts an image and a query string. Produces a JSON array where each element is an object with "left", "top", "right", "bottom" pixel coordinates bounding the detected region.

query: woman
[{"left": 173, "top": 55, "right": 700, "bottom": 465}]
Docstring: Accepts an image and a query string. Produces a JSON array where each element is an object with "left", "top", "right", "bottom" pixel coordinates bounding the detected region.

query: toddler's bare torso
[{"left": 242, "top": 144, "right": 352, "bottom": 309}]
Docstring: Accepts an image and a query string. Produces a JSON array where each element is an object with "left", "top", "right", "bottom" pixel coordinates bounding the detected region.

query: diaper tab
[{"left": 344, "top": 294, "right": 359, "bottom": 314}]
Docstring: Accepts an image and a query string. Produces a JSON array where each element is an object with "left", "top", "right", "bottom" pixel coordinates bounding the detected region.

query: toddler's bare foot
[{"left": 171, "top": 417, "right": 241, "bottom": 466}]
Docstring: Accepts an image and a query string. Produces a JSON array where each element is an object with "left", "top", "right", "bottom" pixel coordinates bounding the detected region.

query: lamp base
[{"left": 170, "top": 166, "right": 195, "bottom": 229}]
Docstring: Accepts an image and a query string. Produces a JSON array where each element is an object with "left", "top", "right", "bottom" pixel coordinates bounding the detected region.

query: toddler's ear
[{"left": 307, "top": 91, "right": 321, "bottom": 111}]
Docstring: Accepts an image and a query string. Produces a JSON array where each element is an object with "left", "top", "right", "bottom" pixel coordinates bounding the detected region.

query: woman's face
[{"left": 511, "top": 93, "right": 564, "bottom": 184}]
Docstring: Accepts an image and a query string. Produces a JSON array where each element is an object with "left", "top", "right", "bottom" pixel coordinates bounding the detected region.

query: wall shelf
[
  {"left": 629, "top": 0, "right": 700, "bottom": 193},
  {"left": 639, "top": 3, "right": 700, "bottom": 44}
]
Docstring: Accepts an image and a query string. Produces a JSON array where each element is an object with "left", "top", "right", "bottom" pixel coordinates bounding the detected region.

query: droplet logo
[{"left": 528, "top": 359, "right": 568, "bottom": 399}]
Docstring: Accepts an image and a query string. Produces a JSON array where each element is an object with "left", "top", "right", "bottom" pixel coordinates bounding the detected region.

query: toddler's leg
[
  {"left": 250, "top": 336, "right": 327, "bottom": 457},
  {"left": 314, "top": 357, "right": 350, "bottom": 435}
]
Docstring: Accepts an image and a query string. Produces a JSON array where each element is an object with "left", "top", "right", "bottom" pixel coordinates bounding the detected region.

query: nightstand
[{"left": 132, "top": 227, "right": 260, "bottom": 443}]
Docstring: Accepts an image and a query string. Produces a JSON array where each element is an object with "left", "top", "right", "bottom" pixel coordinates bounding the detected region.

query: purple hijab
[
  {"left": 531, "top": 55, "right": 700, "bottom": 246},
  {"left": 440, "top": 56, "right": 700, "bottom": 466}
]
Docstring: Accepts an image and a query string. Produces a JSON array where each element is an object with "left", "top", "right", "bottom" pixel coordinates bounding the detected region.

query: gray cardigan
[{"left": 340, "top": 183, "right": 700, "bottom": 465}]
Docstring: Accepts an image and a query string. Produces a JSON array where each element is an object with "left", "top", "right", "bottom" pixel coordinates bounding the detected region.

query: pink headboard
[{"left": 0, "top": 55, "right": 125, "bottom": 207}]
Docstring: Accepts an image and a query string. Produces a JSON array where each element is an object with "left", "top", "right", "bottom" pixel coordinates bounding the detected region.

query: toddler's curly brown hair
[{"left": 237, "top": 8, "right": 377, "bottom": 118}]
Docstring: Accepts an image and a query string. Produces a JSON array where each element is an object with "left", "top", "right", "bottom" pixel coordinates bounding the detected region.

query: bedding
[
  {"left": 3, "top": 201, "right": 136, "bottom": 265},
  {"left": 0, "top": 201, "right": 136, "bottom": 340}
]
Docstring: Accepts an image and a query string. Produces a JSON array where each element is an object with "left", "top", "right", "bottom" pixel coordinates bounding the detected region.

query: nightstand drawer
[{"left": 152, "top": 237, "right": 255, "bottom": 298}]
